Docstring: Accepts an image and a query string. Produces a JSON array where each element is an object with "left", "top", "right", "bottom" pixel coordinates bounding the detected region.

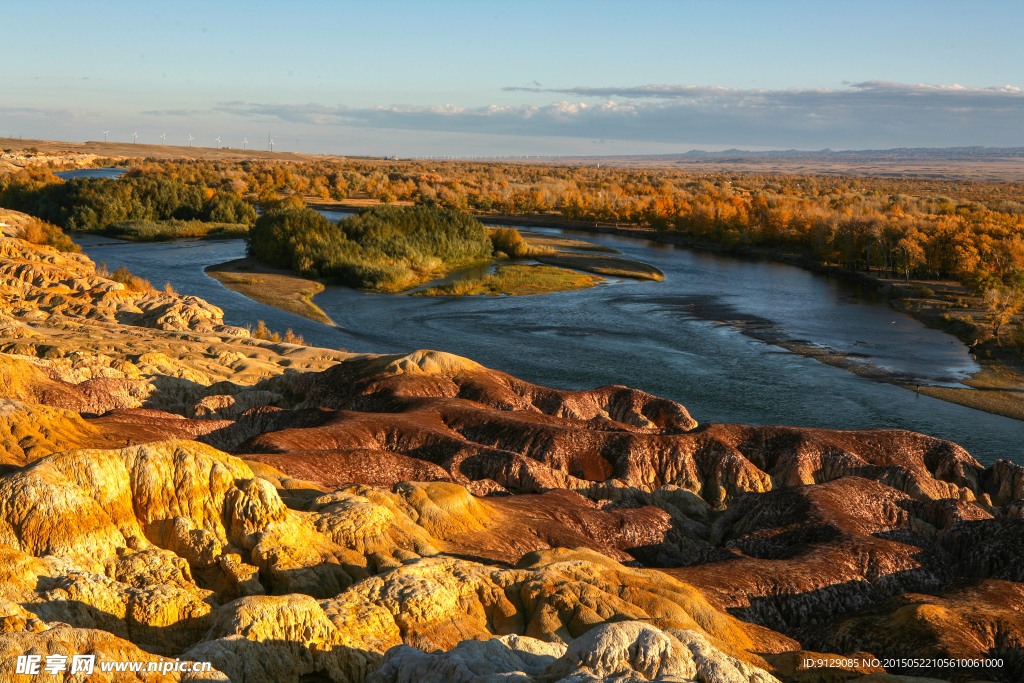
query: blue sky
[{"left": 3, "top": 0, "right": 1023, "bottom": 155}]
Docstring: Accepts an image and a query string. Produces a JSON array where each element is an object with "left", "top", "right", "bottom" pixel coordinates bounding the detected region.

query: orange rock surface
[{"left": 0, "top": 211, "right": 1019, "bottom": 682}]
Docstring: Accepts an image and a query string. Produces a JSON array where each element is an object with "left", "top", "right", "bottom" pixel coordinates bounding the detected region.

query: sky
[{"left": 2, "top": 0, "right": 1023, "bottom": 156}]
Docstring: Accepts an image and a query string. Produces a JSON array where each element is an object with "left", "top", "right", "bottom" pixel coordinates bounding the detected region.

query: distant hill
[
  {"left": 516, "top": 147, "right": 1024, "bottom": 181},
  {"left": 2, "top": 135, "right": 1021, "bottom": 181},
  {"left": 670, "top": 146, "right": 1024, "bottom": 158}
]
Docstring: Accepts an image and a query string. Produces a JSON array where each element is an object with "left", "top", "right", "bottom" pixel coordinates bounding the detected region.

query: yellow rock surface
[
  {"left": 0, "top": 399, "right": 100, "bottom": 465},
  {"left": 0, "top": 434, "right": 800, "bottom": 682},
  {"left": 322, "top": 549, "right": 793, "bottom": 667}
]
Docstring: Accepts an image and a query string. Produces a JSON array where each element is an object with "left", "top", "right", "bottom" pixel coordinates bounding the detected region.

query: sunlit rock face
[
  {"left": 0, "top": 440, "right": 793, "bottom": 682},
  {"left": 368, "top": 621, "right": 783, "bottom": 683},
  {"left": 0, "top": 213, "right": 1021, "bottom": 682},
  {"left": 0, "top": 219, "right": 226, "bottom": 334}
]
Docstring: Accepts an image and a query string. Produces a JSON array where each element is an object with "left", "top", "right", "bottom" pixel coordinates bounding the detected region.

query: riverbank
[
  {"left": 234, "top": 200, "right": 1023, "bottom": 419},
  {"left": 916, "top": 363, "right": 1024, "bottom": 421},
  {"left": 257, "top": 200, "right": 1024, "bottom": 421},
  {"left": 514, "top": 230, "right": 619, "bottom": 254},
  {"left": 502, "top": 229, "right": 664, "bottom": 283},
  {"left": 883, "top": 280, "right": 1024, "bottom": 420},
  {"left": 205, "top": 257, "right": 334, "bottom": 325}
]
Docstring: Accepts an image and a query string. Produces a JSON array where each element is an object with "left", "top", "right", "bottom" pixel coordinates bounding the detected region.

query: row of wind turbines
[{"left": 101, "top": 130, "right": 273, "bottom": 151}]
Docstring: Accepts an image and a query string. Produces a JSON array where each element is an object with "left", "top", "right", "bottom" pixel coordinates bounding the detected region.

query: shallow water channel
[{"left": 78, "top": 225, "right": 1023, "bottom": 465}]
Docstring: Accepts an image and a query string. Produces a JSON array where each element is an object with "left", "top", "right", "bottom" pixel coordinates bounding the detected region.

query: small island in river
[{"left": 233, "top": 204, "right": 662, "bottom": 303}]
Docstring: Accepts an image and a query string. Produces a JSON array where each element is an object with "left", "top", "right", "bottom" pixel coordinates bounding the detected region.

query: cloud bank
[{"left": 138, "top": 81, "right": 1024, "bottom": 149}]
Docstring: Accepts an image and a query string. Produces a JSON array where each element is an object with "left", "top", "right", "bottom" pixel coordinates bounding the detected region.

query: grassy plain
[
  {"left": 412, "top": 264, "right": 603, "bottom": 296},
  {"left": 5, "top": 136, "right": 1023, "bottom": 181},
  {"left": 497, "top": 149, "right": 1024, "bottom": 182},
  {"left": 106, "top": 219, "right": 249, "bottom": 241},
  {"left": 0, "top": 136, "right": 333, "bottom": 167}
]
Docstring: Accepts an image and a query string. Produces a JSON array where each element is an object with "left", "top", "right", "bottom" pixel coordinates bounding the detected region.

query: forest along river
[{"left": 77, "top": 224, "right": 1022, "bottom": 466}]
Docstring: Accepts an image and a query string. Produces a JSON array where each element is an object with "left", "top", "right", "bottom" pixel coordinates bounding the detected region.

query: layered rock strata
[{"left": 0, "top": 212, "right": 1020, "bottom": 682}]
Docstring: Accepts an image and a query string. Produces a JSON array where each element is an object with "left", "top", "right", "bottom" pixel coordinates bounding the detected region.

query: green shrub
[
  {"left": 246, "top": 205, "right": 492, "bottom": 291},
  {"left": 0, "top": 174, "right": 255, "bottom": 232},
  {"left": 247, "top": 207, "right": 338, "bottom": 271}
]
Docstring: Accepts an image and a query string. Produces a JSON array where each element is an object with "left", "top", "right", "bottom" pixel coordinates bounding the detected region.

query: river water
[
  {"left": 77, "top": 226, "right": 1022, "bottom": 465},
  {"left": 55, "top": 168, "right": 128, "bottom": 180}
]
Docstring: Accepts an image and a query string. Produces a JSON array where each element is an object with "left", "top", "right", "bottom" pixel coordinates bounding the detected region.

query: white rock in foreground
[{"left": 368, "top": 621, "right": 781, "bottom": 683}]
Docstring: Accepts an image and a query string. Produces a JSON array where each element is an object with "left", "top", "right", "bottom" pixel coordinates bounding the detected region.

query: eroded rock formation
[{"left": 0, "top": 213, "right": 1020, "bottom": 682}]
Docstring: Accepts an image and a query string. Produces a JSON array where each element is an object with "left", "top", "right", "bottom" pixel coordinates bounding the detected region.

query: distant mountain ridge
[
  {"left": 540, "top": 146, "right": 1024, "bottom": 181},
  {"left": 659, "top": 146, "right": 1024, "bottom": 159}
]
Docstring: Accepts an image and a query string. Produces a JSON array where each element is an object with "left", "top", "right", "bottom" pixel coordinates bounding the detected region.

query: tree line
[
  {"left": 3, "top": 157, "right": 1023, "bottom": 294},
  {"left": 0, "top": 170, "right": 255, "bottom": 232}
]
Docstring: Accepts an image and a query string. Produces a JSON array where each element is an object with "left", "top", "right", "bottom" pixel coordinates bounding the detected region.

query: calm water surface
[
  {"left": 55, "top": 168, "right": 128, "bottom": 180},
  {"left": 78, "top": 226, "right": 1022, "bottom": 465}
]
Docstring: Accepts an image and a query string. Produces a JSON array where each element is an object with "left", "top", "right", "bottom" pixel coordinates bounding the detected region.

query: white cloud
[
  {"left": 0, "top": 106, "right": 91, "bottom": 119},
  {"left": 200, "top": 81, "right": 1024, "bottom": 149},
  {"left": 140, "top": 108, "right": 214, "bottom": 117}
]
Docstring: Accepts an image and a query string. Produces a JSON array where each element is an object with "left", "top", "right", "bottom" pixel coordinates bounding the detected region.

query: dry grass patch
[
  {"left": 534, "top": 252, "right": 664, "bottom": 281},
  {"left": 517, "top": 230, "right": 619, "bottom": 254},
  {"left": 206, "top": 258, "right": 334, "bottom": 325},
  {"left": 413, "top": 264, "right": 603, "bottom": 296}
]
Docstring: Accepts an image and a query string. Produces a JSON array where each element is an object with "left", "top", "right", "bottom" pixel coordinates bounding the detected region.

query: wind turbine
[
  {"left": 215, "top": 136, "right": 221, "bottom": 149},
  {"left": 160, "top": 133, "right": 166, "bottom": 145},
  {"left": 131, "top": 132, "right": 138, "bottom": 144},
  {"left": 188, "top": 135, "right": 195, "bottom": 148},
  {"left": 103, "top": 131, "right": 109, "bottom": 142},
  {"left": 269, "top": 139, "right": 275, "bottom": 151},
  {"left": 242, "top": 138, "right": 248, "bottom": 150}
]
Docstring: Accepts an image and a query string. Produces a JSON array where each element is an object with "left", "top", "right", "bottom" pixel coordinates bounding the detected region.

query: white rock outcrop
[{"left": 368, "top": 621, "right": 781, "bottom": 683}]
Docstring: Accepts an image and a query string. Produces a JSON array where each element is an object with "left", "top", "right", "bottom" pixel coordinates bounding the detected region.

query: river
[
  {"left": 77, "top": 226, "right": 1022, "bottom": 466},
  {"left": 54, "top": 168, "right": 128, "bottom": 180}
]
